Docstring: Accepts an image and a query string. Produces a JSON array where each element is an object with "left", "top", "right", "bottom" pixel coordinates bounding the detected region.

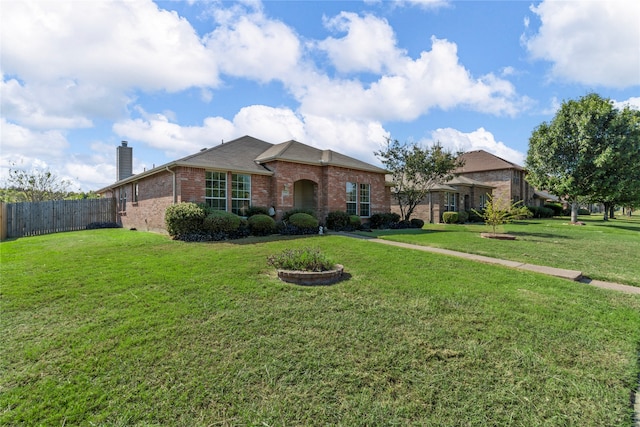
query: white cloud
[
  {"left": 525, "top": 0, "right": 640, "bottom": 88},
  {"left": 395, "top": 0, "right": 450, "bottom": 10},
  {"left": 318, "top": 13, "right": 404, "bottom": 74},
  {"left": 0, "top": 118, "right": 69, "bottom": 160},
  {"left": 425, "top": 127, "right": 525, "bottom": 166},
  {"left": 301, "top": 37, "right": 526, "bottom": 121},
  {"left": 613, "top": 97, "right": 640, "bottom": 110},
  {"left": 1, "top": 0, "right": 219, "bottom": 91},
  {"left": 205, "top": 11, "right": 301, "bottom": 82}
]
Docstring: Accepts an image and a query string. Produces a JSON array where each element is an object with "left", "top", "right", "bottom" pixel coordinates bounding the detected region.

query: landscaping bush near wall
[
  {"left": 248, "top": 214, "right": 276, "bottom": 236},
  {"left": 279, "top": 213, "right": 319, "bottom": 235},
  {"left": 544, "top": 203, "right": 563, "bottom": 216},
  {"left": 369, "top": 213, "right": 401, "bottom": 229},
  {"left": 442, "top": 212, "right": 458, "bottom": 224},
  {"left": 325, "top": 211, "right": 352, "bottom": 231},
  {"left": 528, "top": 206, "right": 554, "bottom": 218}
]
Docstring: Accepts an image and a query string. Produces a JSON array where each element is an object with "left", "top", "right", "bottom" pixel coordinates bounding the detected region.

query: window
[
  {"left": 444, "top": 192, "right": 457, "bottom": 212},
  {"left": 359, "top": 183, "right": 370, "bottom": 217},
  {"left": 133, "top": 182, "right": 139, "bottom": 203},
  {"left": 231, "top": 173, "right": 251, "bottom": 216},
  {"left": 205, "top": 171, "right": 227, "bottom": 211},
  {"left": 346, "top": 182, "right": 371, "bottom": 217},
  {"left": 346, "top": 182, "right": 357, "bottom": 215},
  {"left": 479, "top": 193, "right": 488, "bottom": 209},
  {"left": 513, "top": 171, "right": 520, "bottom": 184},
  {"left": 119, "top": 188, "right": 127, "bottom": 211}
]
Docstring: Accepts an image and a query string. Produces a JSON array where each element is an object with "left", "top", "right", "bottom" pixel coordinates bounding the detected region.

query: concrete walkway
[{"left": 350, "top": 235, "right": 640, "bottom": 295}]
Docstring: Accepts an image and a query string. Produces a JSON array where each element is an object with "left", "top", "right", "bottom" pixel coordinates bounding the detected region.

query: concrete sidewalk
[{"left": 361, "top": 237, "right": 640, "bottom": 295}]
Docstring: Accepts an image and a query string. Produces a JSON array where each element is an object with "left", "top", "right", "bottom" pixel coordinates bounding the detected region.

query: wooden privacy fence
[{"left": 1, "top": 198, "right": 117, "bottom": 239}]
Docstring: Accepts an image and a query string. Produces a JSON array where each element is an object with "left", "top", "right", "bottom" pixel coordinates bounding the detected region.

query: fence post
[{"left": 0, "top": 202, "right": 6, "bottom": 241}]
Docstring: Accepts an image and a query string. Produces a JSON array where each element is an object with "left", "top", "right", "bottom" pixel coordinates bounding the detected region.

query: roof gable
[
  {"left": 255, "top": 140, "right": 387, "bottom": 173},
  {"left": 176, "top": 135, "right": 273, "bottom": 174},
  {"left": 456, "top": 150, "right": 523, "bottom": 173}
]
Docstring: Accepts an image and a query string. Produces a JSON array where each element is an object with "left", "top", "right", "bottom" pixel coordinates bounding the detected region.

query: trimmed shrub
[
  {"left": 442, "top": 212, "right": 458, "bottom": 224},
  {"left": 290, "top": 213, "right": 319, "bottom": 229},
  {"left": 203, "top": 210, "right": 243, "bottom": 235},
  {"left": 528, "top": 206, "right": 554, "bottom": 218},
  {"left": 267, "top": 247, "right": 334, "bottom": 272},
  {"left": 578, "top": 208, "right": 591, "bottom": 215},
  {"left": 369, "top": 212, "right": 401, "bottom": 229},
  {"left": 326, "top": 211, "right": 351, "bottom": 231},
  {"left": 248, "top": 214, "right": 276, "bottom": 236},
  {"left": 246, "top": 206, "right": 270, "bottom": 217},
  {"left": 544, "top": 203, "right": 563, "bottom": 216},
  {"left": 457, "top": 211, "right": 469, "bottom": 224},
  {"left": 467, "top": 209, "right": 484, "bottom": 223},
  {"left": 349, "top": 215, "right": 361, "bottom": 230},
  {"left": 165, "top": 202, "right": 205, "bottom": 237},
  {"left": 410, "top": 218, "right": 425, "bottom": 229},
  {"left": 283, "top": 209, "right": 316, "bottom": 222},
  {"left": 86, "top": 222, "right": 121, "bottom": 229}
]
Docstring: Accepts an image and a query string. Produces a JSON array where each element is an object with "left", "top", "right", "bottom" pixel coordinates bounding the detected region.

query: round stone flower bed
[
  {"left": 481, "top": 232, "right": 516, "bottom": 240},
  {"left": 277, "top": 264, "right": 344, "bottom": 286}
]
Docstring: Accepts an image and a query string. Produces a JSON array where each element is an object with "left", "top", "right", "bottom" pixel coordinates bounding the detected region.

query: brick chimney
[{"left": 116, "top": 141, "right": 133, "bottom": 181}]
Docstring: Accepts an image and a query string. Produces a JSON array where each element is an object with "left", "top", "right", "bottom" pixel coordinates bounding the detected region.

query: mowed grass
[
  {"left": 362, "top": 215, "right": 640, "bottom": 287},
  {"left": 1, "top": 230, "right": 639, "bottom": 426}
]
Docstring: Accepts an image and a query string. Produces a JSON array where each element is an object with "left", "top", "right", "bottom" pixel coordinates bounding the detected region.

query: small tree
[
  {"left": 376, "top": 138, "right": 463, "bottom": 221},
  {"left": 473, "top": 194, "right": 531, "bottom": 236},
  {"left": 4, "top": 166, "right": 74, "bottom": 202}
]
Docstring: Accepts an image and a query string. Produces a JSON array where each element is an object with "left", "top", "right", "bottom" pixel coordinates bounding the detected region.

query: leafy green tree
[
  {"left": 526, "top": 93, "right": 639, "bottom": 223},
  {"left": 585, "top": 106, "right": 640, "bottom": 220},
  {"left": 375, "top": 137, "right": 463, "bottom": 221},
  {"left": 3, "top": 166, "right": 74, "bottom": 202}
]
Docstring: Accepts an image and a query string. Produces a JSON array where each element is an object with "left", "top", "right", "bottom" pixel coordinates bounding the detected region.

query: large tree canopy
[
  {"left": 376, "top": 138, "right": 463, "bottom": 221},
  {"left": 526, "top": 93, "right": 640, "bottom": 222}
]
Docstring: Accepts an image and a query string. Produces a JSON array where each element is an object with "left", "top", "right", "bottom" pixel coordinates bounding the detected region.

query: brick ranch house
[
  {"left": 391, "top": 150, "right": 555, "bottom": 223},
  {"left": 97, "top": 136, "right": 392, "bottom": 233}
]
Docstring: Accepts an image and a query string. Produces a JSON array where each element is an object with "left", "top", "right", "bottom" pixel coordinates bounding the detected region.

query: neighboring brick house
[
  {"left": 391, "top": 149, "right": 554, "bottom": 223},
  {"left": 97, "top": 136, "right": 391, "bottom": 233},
  {"left": 455, "top": 150, "right": 535, "bottom": 205},
  {"left": 391, "top": 175, "right": 494, "bottom": 224}
]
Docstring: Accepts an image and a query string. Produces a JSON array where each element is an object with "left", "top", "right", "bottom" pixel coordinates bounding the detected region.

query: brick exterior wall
[
  {"left": 109, "top": 162, "right": 391, "bottom": 232},
  {"left": 391, "top": 186, "right": 492, "bottom": 224}
]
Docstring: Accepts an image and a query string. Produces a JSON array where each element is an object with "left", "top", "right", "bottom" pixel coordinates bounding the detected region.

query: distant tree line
[{"left": 0, "top": 166, "right": 98, "bottom": 203}]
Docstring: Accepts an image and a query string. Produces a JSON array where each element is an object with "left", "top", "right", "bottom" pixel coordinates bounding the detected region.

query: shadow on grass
[{"left": 507, "top": 231, "right": 573, "bottom": 240}]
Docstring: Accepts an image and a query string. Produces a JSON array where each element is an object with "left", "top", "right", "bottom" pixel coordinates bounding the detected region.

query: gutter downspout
[{"left": 166, "top": 166, "right": 176, "bottom": 204}]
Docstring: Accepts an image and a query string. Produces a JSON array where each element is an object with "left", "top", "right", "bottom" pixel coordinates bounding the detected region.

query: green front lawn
[
  {"left": 361, "top": 215, "right": 640, "bottom": 287},
  {"left": 1, "top": 230, "right": 639, "bottom": 426}
]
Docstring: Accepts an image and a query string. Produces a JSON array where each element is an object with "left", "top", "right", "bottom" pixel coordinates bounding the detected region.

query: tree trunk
[
  {"left": 603, "top": 202, "right": 610, "bottom": 221},
  {"left": 571, "top": 200, "right": 579, "bottom": 223},
  {"left": 609, "top": 205, "right": 615, "bottom": 219}
]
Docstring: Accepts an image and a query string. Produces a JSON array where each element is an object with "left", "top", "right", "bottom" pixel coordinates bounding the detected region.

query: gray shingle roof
[
  {"left": 255, "top": 140, "right": 387, "bottom": 173},
  {"left": 455, "top": 150, "right": 524, "bottom": 173}
]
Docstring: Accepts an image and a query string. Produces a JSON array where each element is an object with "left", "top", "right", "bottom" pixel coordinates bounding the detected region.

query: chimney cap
[{"left": 121, "top": 141, "right": 128, "bottom": 147}]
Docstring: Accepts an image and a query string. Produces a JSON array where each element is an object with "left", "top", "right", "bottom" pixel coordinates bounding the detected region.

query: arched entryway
[{"left": 294, "top": 179, "right": 317, "bottom": 213}]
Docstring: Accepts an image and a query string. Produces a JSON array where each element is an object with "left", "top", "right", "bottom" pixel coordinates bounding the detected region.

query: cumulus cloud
[
  {"left": 1, "top": 0, "right": 218, "bottom": 91},
  {"left": 613, "top": 97, "right": 640, "bottom": 110},
  {"left": 318, "top": 13, "right": 405, "bottom": 74},
  {"left": 302, "top": 36, "right": 526, "bottom": 120},
  {"left": 205, "top": 11, "right": 301, "bottom": 82},
  {"left": 525, "top": 0, "right": 640, "bottom": 88},
  {"left": 425, "top": 127, "right": 525, "bottom": 166},
  {"left": 112, "top": 105, "right": 389, "bottom": 167}
]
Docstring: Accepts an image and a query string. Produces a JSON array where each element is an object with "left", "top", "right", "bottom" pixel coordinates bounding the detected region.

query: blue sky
[{"left": 2, "top": 0, "right": 639, "bottom": 191}]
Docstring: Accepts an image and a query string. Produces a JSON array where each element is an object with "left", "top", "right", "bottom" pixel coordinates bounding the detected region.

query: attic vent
[{"left": 200, "top": 148, "right": 207, "bottom": 152}]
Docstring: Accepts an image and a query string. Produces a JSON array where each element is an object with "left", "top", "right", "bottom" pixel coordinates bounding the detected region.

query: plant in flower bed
[{"left": 267, "top": 247, "right": 335, "bottom": 272}]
